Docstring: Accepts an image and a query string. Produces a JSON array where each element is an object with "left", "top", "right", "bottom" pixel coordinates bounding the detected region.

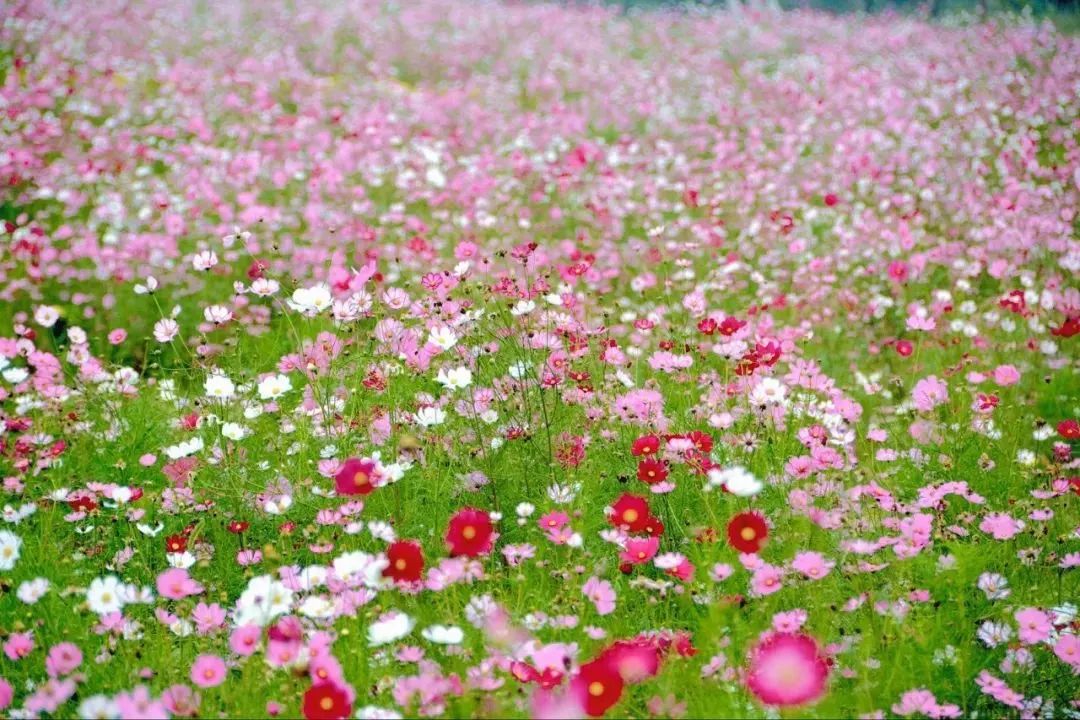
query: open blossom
[
  {"left": 1, "top": 2, "right": 1078, "bottom": 716},
  {"left": 1014, "top": 608, "right": 1052, "bottom": 645},
  {"left": 583, "top": 577, "right": 616, "bottom": 615},
  {"left": 791, "top": 552, "right": 834, "bottom": 580},
  {"left": 746, "top": 633, "right": 830, "bottom": 707},
  {"left": 980, "top": 513, "right": 1025, "bottom": 540}
]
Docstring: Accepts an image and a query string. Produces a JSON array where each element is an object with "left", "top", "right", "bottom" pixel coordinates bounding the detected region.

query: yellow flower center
[
  {"left": 588, "top": 681, "right": 605, "bottom": 697},
  {"left": 462, "top": 526, "right": 476, "bottom": 540}
]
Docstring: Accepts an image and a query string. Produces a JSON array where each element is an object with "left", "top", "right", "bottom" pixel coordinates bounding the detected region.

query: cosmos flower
[
  {"left": 445, "top": 508, "right": 495, "bottom": 557},
  {"left": 746, "top": 633, "right": 830, "bottom": 707}
]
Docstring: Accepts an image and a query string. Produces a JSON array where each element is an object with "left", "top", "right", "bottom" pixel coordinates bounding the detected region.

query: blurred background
[{"left": 604, "top": 0, "right": 1080, "bottom": 28}]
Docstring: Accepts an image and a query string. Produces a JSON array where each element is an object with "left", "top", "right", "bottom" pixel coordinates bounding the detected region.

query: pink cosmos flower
[
  {"left": 115, "top": 685, "right": 169, "bottom": 719},
  {"left": 0, "top": 678, "right": 12, "bottom": 712},
  {"left": 229, "top": 625, "right": 262, "bottom": 656},
  {"left": 157, "top": 568, "right": 204, "bottom": 600},
  {"left": 772, "top": 610, "right": 808, "bottom": 633},
  {"left": 582, "top": 576, "right": 616, "bottom": 615},
  {"left": 892, "top": 688, "right": 961, "bottom": 718},
  {"left": 912, "top": 376, "right": 948, "bottom": 412},
  {"left": 991, "top": 364, "right": 1020, "bottom": 386},
  {"left": 746, "top": 633, "right": 830, "bottom": 707},
  {"left": 620, "top": 536, "right": 660, "bottom": 565},
  {"left": 45, "top": 642, "right": 82, "bottom": 677},
  {"left": 161, "top": 684, "right": 201, "bottom": 717},
  {"left": 4, "top": 632, "right": 34, "bottom": 661},
  {"left": 750, "top": 565, "right": 784, "bottom": 596},
  {"left": 979, "top": 513, "right": 1024, "bottom": 540},
  {"left": 1014, "top": 608, "right": 1051, "bottom": 645},
  {"left": 190, "top": 654, "right": 227, "bottom": 688},
  {"left": 791, "top": 551, "right": 834, "bottom": 580},
  {"left": 1053, "top": 634, "right": 1080, "bottom": 667}
]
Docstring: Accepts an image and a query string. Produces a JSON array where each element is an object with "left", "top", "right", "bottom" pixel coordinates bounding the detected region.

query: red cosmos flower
[
  {"left": 686, "top": 430, "right": 713, "bottom": 454},
  {"left": 67, "top": 495, "right": 97, "bottom": 513},
  {"left": 227, "top": 520, "right": 250, "bottom": 534},
  {"left": 247, "top": 258, "right": 269, "bottom": 280},
  {"left": 608, "top": 494, "right": 650, "bottom": 533},
  {"left": 697, "top": 317, "right": 717, "bottom": 335},
  {"left": 1051, "top": 316, "right": 1080, "bottom": 338},
  {"left": 445, "top": 508, "right": 495, "bottom": 557},
  {"left": 895, "top": 339, "right": 914, "bottom": 357},
  {"left": 727, "top": 512, "right": 768, "bottom": 554},
  {"left": 302, "top": 682, "right": 352, "bottom": 720},
  {"left": 165, "top": 534, "right": 188, "bottom": 553},
  {"left": 596, "top": 640, "right": 661, "bottom": 684},
  {"left": 1058, "top": 420, "right": 1080, "bottom": 440},
  {"left": 998, "top": 289, "right": 1026, "bottom": 314},
  {"left": 640, "top": 515, "right": 665, "bottom": 538},
  {"left": 631, "top": 435, "right": 660, "bottom": 457},
  {"left": 571, "top": 659, "right": 625, "bottom": 717},
  {"left": 383, "top": 540, "right": 424, "bottom": 583},
  {"left": 637, "top": 457, "right": 668, "bottom": 485},
  {"left": 334, "top": 458, "right": 379, "bottom": 496},
  {"left": 718, "top": 316, "right": 746, "bottom": 336},
  {"left": 824, "top": 193, "right": 839, "bottom": 206},
  {"left": 746, "top": 633, "right": 830, "bottom": 708}
]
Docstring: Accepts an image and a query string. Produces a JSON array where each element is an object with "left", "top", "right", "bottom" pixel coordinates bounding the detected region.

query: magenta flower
[{"left": 746, "top": 633, "right": 830, "bottom": 707}]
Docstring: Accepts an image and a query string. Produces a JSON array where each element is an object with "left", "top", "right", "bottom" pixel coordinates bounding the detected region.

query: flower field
[{"left": 1, "top": 0, "right": 1079, "bottom": 717}]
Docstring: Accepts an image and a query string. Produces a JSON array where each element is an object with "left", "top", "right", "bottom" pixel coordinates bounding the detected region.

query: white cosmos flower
[
  {"left": 164, "top": 437, "right": 203, "bottom": 459},
  {"left": 287, "top": 284, "right": 333, "bottom": 315},
  {"left": 222, "top": 422, "right": 248, "bottom": 441},
  {"left": 0, "top": 530, "right": 22, "bottom": 570},
  {"left": 332, "top": 551, "right": 388, "bottom": 588},
  {"left": 510, "top": 300, "right": 536, "bottom": 316},
  {"left": 86, "top": 575, "right": 127, "bottom": 615},
  {"left": 356, "top": 706, "right": 403, "bottom": 720},
  {"left": 204, "top": 373, "right": 235, "bottom": 400},
  {"left": 427, "top": 326, "right": 458, "bottom": 351},
  {"left": 78, "top": 695, "right": 120, "bottom": 720},
  {"left": 136, "top": 523, "right": 165, "bottom": 537},
  {"left": 299, "top": 595, "right": 335, "bottom": 619},
  {"left": 167, "top": 552, "right": 197, "bottom": 569},
  {"left": 257, "top": 373, "right": 292, "bottom": 400},
  {"left": 749, "top": 377, "right": 788, "bottom": 406},
  {"left": 707, "top": 465, "right": 763, "bottom": 497},
  {"left": 234, "top": 575, "right": 293, "bottom": 627},
  {"left": 192, "top": 250, "right": 218, "bottom": 271},
  {"left": 368, "top": 611, "right": 415, "bottom": 646},
  {"left": 421, "top": 624, "right": 464, "bottom": 645},
  {"left": 508, "top": 361, "right": 530, "bottom": 380},
  {"left": 133, "top": 276, "right": 158, "bottom": 295},
  {"left": 250, "top": 278, "right": 280, "bottom": 297},
  {"left": 153, "top": 318, "right": 180, "bottom": 343},
  {"left": 436, "top": 366, "right": 473, "bottom": 390},
  {"left": 204, "top": 305, "right": 232, "bottom": 324},
  {"left": 2, "top": 367, "right": 29, "bottom": 384},
  {"left": 414, "top": 407, "right": 447, "bottom": 427},
  {"left": 264, "top": 495, "right": 292, "bottom": 515},
  {"left": 34, "top": 305, "right": 60, "bottom": 327},
  {"left": 2, "top": 503, "right": 36, "bottom": 524}
]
